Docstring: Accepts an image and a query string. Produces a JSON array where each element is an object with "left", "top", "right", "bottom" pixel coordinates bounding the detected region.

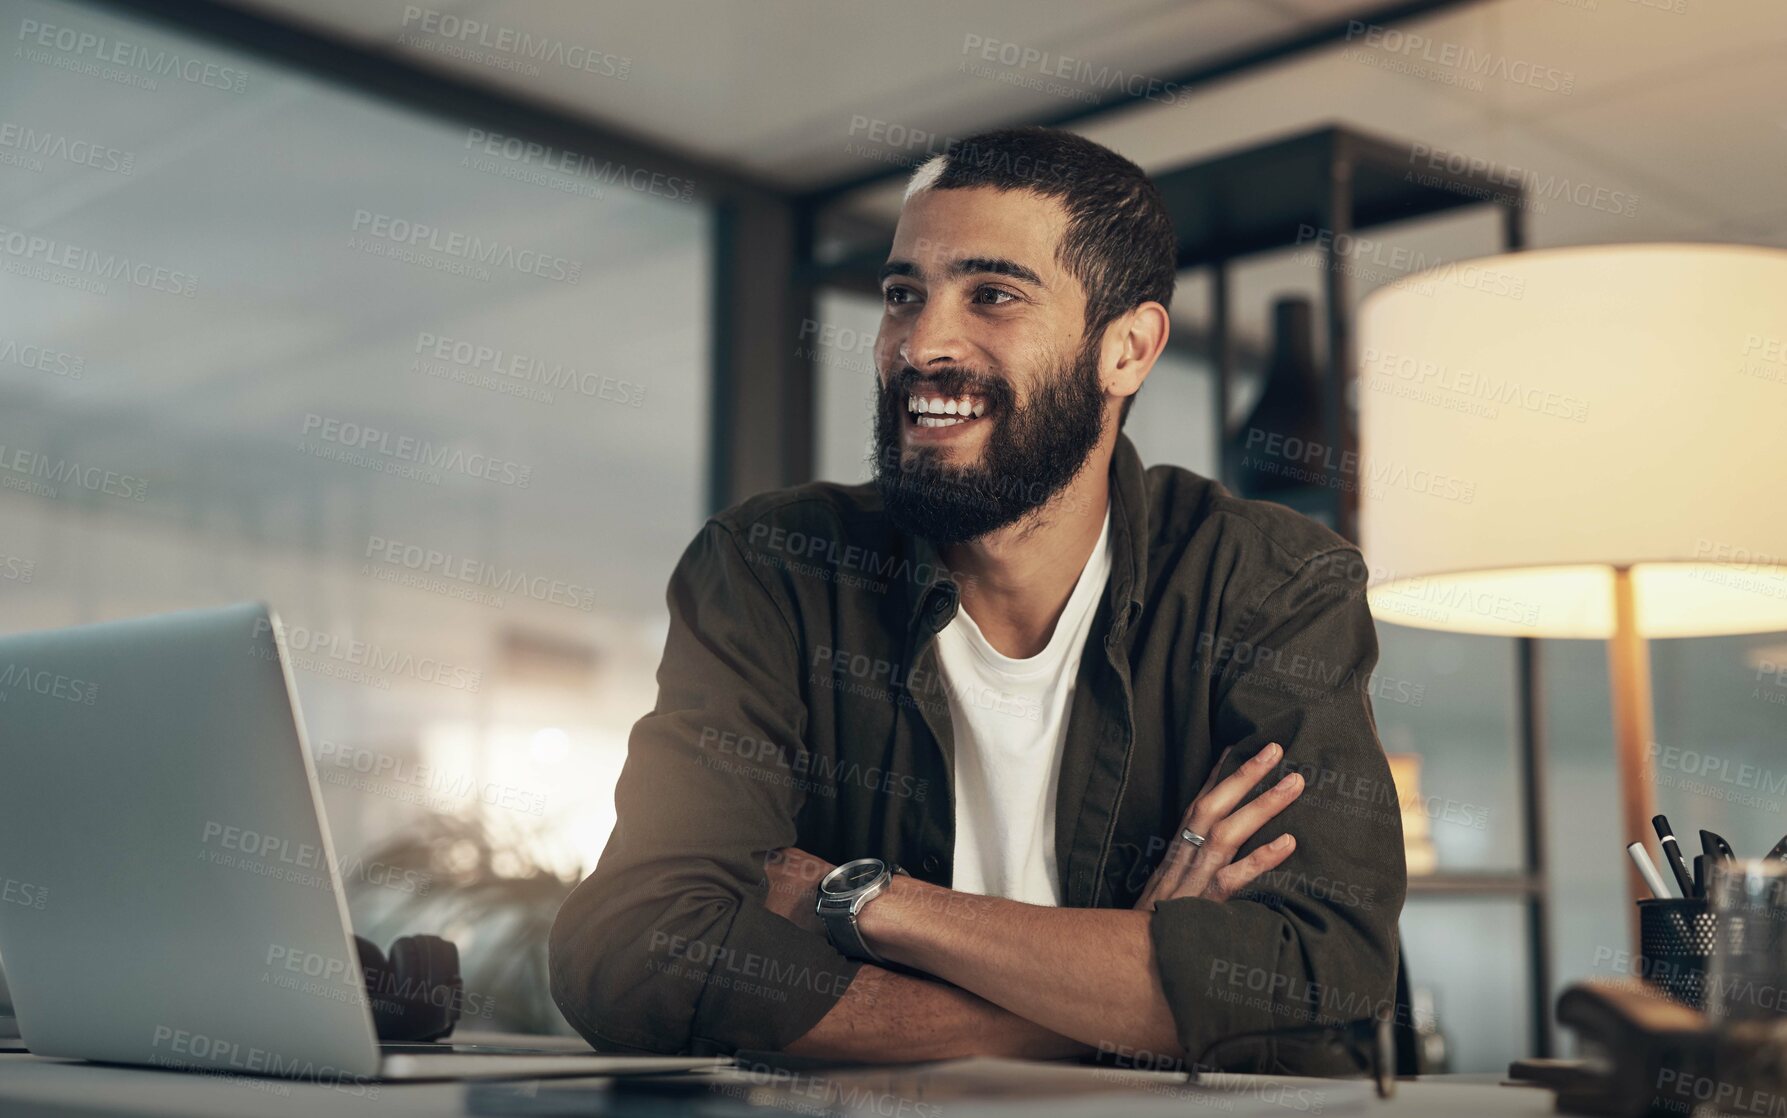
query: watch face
[{"left": 825, "top": 859, "right": 886, "bottom": 895}]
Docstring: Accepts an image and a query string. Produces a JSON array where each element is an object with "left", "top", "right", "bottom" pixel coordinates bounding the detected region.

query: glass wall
[
  {"left": 812, "top": 289, "right": 881, "bottom": 485},
  {"left": 0, "top": 0, "right": 710, "bottom": 1032}
]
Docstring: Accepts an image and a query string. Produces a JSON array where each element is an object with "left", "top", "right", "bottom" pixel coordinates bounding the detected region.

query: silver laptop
[{"left": 0, "top": 602, "right": 721, "bottom": 1083}]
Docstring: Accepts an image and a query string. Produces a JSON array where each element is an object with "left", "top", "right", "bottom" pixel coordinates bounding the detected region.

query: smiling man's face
[{"left": 871, "top": 185, "right": 1111, "bottom": 545}]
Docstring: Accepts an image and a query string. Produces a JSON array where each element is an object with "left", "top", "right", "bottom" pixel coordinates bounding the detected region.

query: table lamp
[{"left": 1356, "top": 243, "right": 1787, "bottom": 933}]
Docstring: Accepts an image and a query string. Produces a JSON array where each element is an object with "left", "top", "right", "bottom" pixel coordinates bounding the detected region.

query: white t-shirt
[{"left": 936, "top": 504, "right": 1113, "bottom": 906}]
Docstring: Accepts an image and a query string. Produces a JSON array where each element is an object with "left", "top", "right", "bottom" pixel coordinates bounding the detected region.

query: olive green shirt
[{"left": 550, "top": 433, "right": 1406, "bottom": 1069}]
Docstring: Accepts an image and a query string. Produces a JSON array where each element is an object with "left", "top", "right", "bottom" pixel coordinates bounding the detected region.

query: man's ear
[{"left": 1101, "top": 301, "right": 1171, "bottom": 405}]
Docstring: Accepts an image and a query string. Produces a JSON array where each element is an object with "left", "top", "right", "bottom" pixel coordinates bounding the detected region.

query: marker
[
  {"left": 1652, "top": 815, "right": 1695, "bottom": 898},
  {"left": 1693, "top": 855, "right": 1707, "bottom": 899},
  {"left": 1627, "top": 842, "right": 1670, "bottom": 900},
  {"left": 1767, "top": 834, "right": 1787, "bottom": 862},
  {"left": 1701, "top": 830, "right": 1736, "bottom": 864}
]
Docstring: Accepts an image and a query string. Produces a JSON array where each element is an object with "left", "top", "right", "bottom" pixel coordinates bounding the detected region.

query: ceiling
[
  {"left": 208, "top": 0, "right": 1787, "bottom": 339},
  {"left": 220, "top": 0, "right": 1434, "bottom": 189},
  {"left": 211, "top": 0, "right": 1787, "bottom": 249}
]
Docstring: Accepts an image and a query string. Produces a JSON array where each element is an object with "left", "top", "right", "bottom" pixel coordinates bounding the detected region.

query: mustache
[{"left": 886, "top": 366, "right": 1011, "bottom": 402}]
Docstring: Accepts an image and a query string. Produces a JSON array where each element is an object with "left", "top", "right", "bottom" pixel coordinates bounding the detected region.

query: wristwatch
[{"left": 816, "top": 858, "right": 901, "bottom": 964}]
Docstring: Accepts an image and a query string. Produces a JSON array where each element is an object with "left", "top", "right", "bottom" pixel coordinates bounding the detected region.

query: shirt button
[{"left": 921, "top": 854, "right": 941, "bottom": 874}]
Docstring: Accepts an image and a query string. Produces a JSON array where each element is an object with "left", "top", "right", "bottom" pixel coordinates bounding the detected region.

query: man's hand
[
  {"left": 762, "top": 846, "right": 833, "bottom": 936},
  {"left": 844, "top": 740, "right": 1308, "bottom": 1060},
  {"left": 1135, "top": 741, "right": 1304, "bottom": 910}
]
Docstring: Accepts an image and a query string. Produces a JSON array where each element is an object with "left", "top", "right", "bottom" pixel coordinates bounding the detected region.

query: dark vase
[{"left": 1229, "top": 295, "right": 1327, "bottom": 501}]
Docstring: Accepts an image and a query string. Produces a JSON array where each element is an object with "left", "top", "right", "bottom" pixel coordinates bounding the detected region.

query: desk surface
[{"left": 0, "top": 1051, "right": 1560, "bottom": 1118}]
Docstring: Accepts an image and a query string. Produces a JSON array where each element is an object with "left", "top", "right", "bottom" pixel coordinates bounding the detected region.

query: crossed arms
[
  {"left": 547, "top": 520, "right": 1406, "bottom": 1062},
  {"left": 770, "top": 741, "right": 1306, "bottom": 1062}
]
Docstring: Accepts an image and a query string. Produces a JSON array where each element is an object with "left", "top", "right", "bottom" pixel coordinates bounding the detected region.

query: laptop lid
[{"left": 0, "top": 602, "right": 383, "bottom": 1080}]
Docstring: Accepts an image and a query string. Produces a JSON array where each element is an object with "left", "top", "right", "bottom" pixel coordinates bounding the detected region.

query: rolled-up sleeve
[
  {"left": 549, "top": 519, "right": 860, "bottom": 1056},
  {"left": 1149, "top": 547, "right": 1407, "bottom": 1071}
]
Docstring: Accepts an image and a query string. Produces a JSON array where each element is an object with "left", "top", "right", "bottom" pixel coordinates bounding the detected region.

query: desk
[{"left": 0, "top": 1050, "right": 1561, "bottom": 1118}]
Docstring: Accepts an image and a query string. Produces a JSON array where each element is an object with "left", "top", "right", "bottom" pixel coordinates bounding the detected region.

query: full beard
[{"left": 872, "top": 339, "right": 1107, "bottom": 546}]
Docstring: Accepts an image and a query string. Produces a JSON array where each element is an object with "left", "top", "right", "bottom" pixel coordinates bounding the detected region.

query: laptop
[{"left": 0, "top": 602, "right": 723, "bottom": 1083}]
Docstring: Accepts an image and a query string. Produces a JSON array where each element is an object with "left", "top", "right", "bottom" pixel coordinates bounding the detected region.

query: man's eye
[
  {"left": 883, "top": 285, "right": 917, "bottom": 306},
  {"left": 975, "top": 287, "right": 1017, "bottom": 306}
]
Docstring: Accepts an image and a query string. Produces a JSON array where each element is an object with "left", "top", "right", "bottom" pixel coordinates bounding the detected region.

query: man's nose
[{"left": 897, "top": 299, "right": 969, "bottom": 371}]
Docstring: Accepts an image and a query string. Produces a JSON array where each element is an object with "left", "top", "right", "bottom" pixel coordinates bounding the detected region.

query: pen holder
[{"left": 1638, "top": 897, "right": 1716, "bottom": 1011}]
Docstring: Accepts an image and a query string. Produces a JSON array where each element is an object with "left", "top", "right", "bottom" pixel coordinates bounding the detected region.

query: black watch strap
[
  {"left": 823, "top": 907, "right": 882, "bottom": 965},
  {"left": 817, "top": 859, "right": 898, "bottom": 965}
]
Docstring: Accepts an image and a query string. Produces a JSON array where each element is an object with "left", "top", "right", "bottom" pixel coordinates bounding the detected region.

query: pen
[
  {"left": 1653, "top": 815, "right": 1696, "bottom": 898},
  {"left": 1693, "top": 855, "right": 1707, "bottom": 899},
  {"left": 1627, "top": 842, "right": 1671, "bottom": 899},
  {"left": 1767, "top": 834, "right": 1787, "bottom": 862},
  {"left": 1701, "top": 830, "right": 1736, "bottom": 864}
]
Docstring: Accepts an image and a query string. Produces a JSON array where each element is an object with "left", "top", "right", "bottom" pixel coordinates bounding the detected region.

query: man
[{"left": 550, "top": 127, "right": 1406, "bottom": 1071}]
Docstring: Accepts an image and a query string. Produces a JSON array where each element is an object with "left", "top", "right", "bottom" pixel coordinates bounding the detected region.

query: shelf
[
  {"left": 1154, "top": 125, "right": 1522, "bottom": 269},
  {"left": 1407, "top": 873, "right": 1545, "bottom": 898}
]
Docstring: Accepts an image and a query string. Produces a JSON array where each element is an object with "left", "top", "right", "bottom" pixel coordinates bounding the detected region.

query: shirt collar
[{"left": 902, "top": 432, "right": 1150, "bottom": 639}]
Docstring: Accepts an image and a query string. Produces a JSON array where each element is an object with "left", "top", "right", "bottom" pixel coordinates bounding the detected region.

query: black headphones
[{"left": 352, "top": 934, "right": 464, "bottom": 1043}]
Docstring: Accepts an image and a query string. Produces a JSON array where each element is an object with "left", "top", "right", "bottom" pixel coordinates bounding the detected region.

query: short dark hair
[{"left": 905, "top": 126, "right": 1176, "bottom": 429}]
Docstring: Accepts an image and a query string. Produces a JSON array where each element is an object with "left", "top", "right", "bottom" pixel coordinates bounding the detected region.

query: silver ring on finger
[{"left": 1181, "top": 828, "right": 1206, "bottom": 848}]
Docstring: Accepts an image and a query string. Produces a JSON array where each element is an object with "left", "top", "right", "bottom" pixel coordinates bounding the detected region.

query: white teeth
[
  {"left": 906, "top": 393, "right": 988, "bottom": 418},
  {"left": 916, "top": 415, "right": 967, "bottom": 427}
]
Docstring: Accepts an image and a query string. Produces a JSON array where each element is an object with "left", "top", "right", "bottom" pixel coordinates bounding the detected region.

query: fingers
[
  {"left": 1209, "top": 834, "right": 1298, "bottom": 903},
  {"left": 1204, "top": 770, "right": 1305, "bottom": 861},
  {"left": 1193, "top": 745, "right": 1235, "bottom": 801},
  {"left": 1152, "top": 820, "right": 1243, "bottom": 907},
  {"left": 1144, "top": 780, "right": 1223, "bottom": 904},
  {"left": 762, "top": 852, "right": 804, "bottom": 921},
  {"left": 1161, "top": 817, "right": 1201, "bottom": 872},
  {"left": 1186, "top": 741, "right": 1285, "bottom": 837},
  {"left": 1178, "top": 800, "right": 1284, "bottom": 898},
  {"left": 1139, "top": 742, "right": 1303, "bottom": 909},
  {"left": 1141, "top": 742, "right": 1285, "bottom": 908},
  {"left": 764, "top": 848, "right": 828, "bottom": 902},
  {"left": 763, "top": 848, "right": 832, "bottom": 933},
  {"left": 1173, "top": 773, "right": 1302, "bottom": 900},
  {"left": 1136, "top": 834, "right": 1193, "bottom": 910}
]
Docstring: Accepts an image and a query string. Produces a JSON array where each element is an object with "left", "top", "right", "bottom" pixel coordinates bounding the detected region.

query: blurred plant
[{"left": 347, "top": 812, "right": 580, "bottom": 1036}]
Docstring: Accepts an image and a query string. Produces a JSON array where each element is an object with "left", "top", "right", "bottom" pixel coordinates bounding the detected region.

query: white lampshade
[{"left": 1358, "top": 244, "right": 1787, "bottom": 639}]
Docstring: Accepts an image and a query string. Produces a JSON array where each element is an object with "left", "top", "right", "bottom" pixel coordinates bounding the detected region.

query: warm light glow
[
  {"left": 1359, "top": 244, "right": 1787, "bottom": 638},
  {"left": 529, "top": 727, "right": 571, "bottom": 764},
  {"left": 421, "top": 721, "right": 630, "bottom": 879},
  {"left": 1369, "top": 563, "right": 1787, "bottom": 639}
]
